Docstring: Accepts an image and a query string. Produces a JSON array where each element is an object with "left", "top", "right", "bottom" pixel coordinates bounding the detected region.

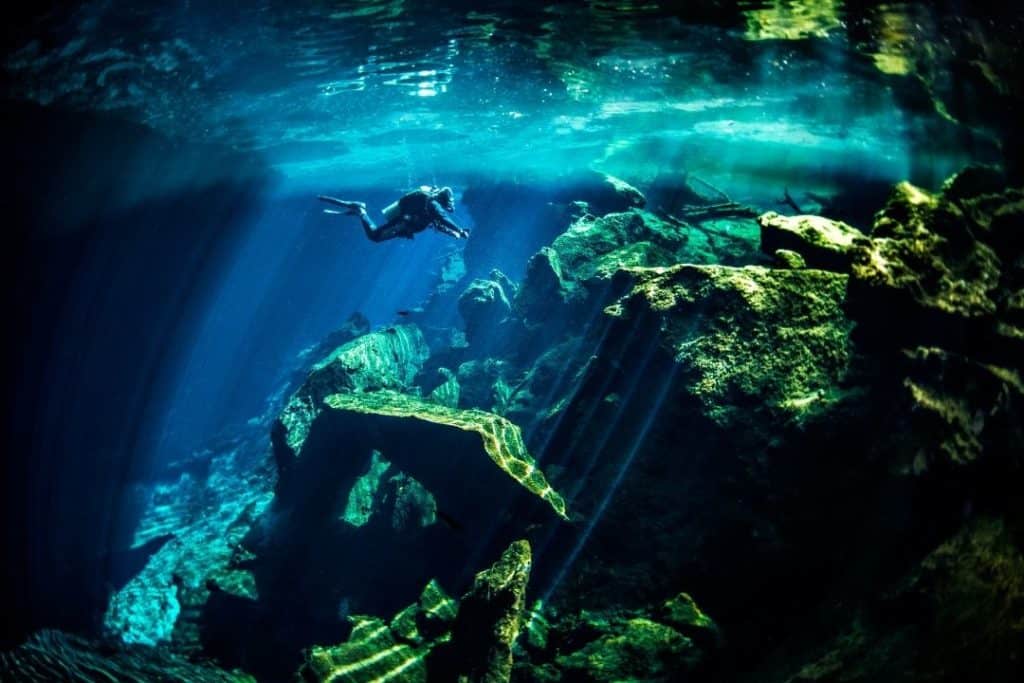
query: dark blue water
[{"left": 2, "top": 2, "right": 1022, "bottom": 682}]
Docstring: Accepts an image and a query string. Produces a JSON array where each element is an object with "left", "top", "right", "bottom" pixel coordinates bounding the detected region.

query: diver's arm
[
  {"left": 429, "top": 201, "right": 469, "bottom": 239},
  {"left": 433, "top": 216, "right": 469, "bottom": 239}
]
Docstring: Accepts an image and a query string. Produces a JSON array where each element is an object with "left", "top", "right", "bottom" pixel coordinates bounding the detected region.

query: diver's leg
[
  {"left": 358, "top": 209, "right": 388, "bottom": 241},
  {"left": 364, "top": 216, "right": 406, "bottom": 242},
  {"left": 317, "top": 195, "right": 367, "bottom": 214}
]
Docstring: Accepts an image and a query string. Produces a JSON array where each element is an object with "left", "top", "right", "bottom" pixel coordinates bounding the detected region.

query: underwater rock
[
  {"left": 406, "top": 250, "right": 469, "bottom": 353},
  {"left": 657, "top": 592, "right": 720, "bottom": 646},
  {"left": 227, "top": 391, "right": 564, "bottom": 678},
  {"left": 103, "top": 447, "right": 275, "bottom": 649},
  {"left": 898, "top": 347, "right": 1023, "bottom": 473},
  {"left": 758, "top": 211, "right": 867, "bottom": 272},
  {"left": 427, "top": 367, "right": 461, "bottom": 408},
  {"left": 606, "top": 264, "right": 852, "bottom": 427},
  {"left": 458, "top": 274, "right": 514, "bottom": 345},
  {"left": 274, "top": 324, "right": 429, "bottom": 467},
  {"left": 339, "top": 451, "right": 439, "bottom": 531},
  {"left": 378, "top": 472, "right": 438, "bottom": 532},
  {"left": 903, "top": 516, "right": 1024, "bottom": 680},
  {"left": 514, "top": 247, "right": 578, "bottom": 327},
  {"left": 0, "top": 629, "right": 254, "bottom": 682},
  {"left": 773, "top": 248, "right": 806, "bottom": 269},
  {"left": 294, "top": 312, "right": 372, "bottom": 369},
  {"left": 501, "top": 337, "right": 593, "bottom": 440},
  {"left": 549, "top": 210, "right": 685, "bottom": 284},
  {"left": 298, "top": 541, "right": 532, "bottom": 683},
  {"left": 456, "top": 359, "right": 514, "bottom": 413},
  {"left": 512, "top": 589, "right": 718, "bottom": 682},
  {"left": 438, "top": 540, "right": 532, "bottom": 683},
  {"left": 339, "top": 450, "right": 392, "bottom": 527},
  {"left": 460, "top": 172, "right": 645, "bottom": 280},
  {"left": 557, "top": 618, "right": 699, "bottom": 682},
  {"left": 321, "top": 391, "right": 566, "bottom": 519},
  {"left": 846, "top": 179, "right": 1023, "bottom": 363},
  {"left": 297, "top": 579, "right": 458, "bottom": 683}
]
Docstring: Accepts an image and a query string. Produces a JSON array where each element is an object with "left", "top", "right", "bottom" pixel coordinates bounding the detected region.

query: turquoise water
[{"left": 2, "top": 2, "right": 1021, "bottom": 682}]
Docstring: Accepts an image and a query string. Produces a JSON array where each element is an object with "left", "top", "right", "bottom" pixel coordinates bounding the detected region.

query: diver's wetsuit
[{"left": 318, "top": 189, "right": 467, "bottom": 242}]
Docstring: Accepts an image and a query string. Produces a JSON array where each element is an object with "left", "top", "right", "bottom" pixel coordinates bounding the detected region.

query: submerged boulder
[
  {"left": 517, "top": 591, "right": 718, "bottom": 683},
  {"left": 460, "top": 172, "right": 646, "bottom": 280},
  {"left": 458, "top": 274, "right": 514, "bottom": 345},
  {"left": 758, "top": 211, "right": 867, "bottom": 272},
  {"left": 274, "top": 324, "right": 429, "bottom": 466},
  {"left": 297, "top": 579, "right": 458, "bottom": 683},
  {"left": 606, "top": 264, "right": 853, "bottom": 428},
  {"left": 321, "top": 391, "right": 566, "bottom": 520},
  {"left": 777, "top": 517, "right": 1024, "bottom": 683},
  {"left": 437, "top": 540, "right": 532, "bottom": 683},
  {"left": 846, "top": 179, "right": 1022, "bottom": 363},
  {"left": 898, "top": 346, "right": 1023, "bottom": 473},
  {"left": 297, "top": 541, "right": 532, "bottom": 683}
]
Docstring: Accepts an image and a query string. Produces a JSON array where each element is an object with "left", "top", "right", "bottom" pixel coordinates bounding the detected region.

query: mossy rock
[
  {"left": 440, "top": 540, "right": 533, "bottom": 682},
  {"left": 323, "top": 391, "right": 567, "bottom": 520},
  {"left": 556, "top": 617, "right": 700, "bottom": 682},
  {"left": 758, "top": 211, "right": 867, "bottom": 272},
  {"left": 299, "top": 578, "right": 459, "bottom": 683},
  {"left": 299, "top": 542, "right": 532, "bottom": 683},
  {"left": 276, "top": 325, "right": 429, "bottom": 463},
  {"left": 606, "top": 264, "right": 853, "bottom": 427},
  {"left": 549, "top": 210, "right": 686, "bottom": 283},
  {"left": 846, "top": 178, "right": 1022, "bottom": 364}
]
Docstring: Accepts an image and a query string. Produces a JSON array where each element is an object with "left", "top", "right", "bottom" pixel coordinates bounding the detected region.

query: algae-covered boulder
[
  {"left": 461, "top": 172, "right": 646, "bottom": 280},
  {"left": 898, "top": 347, "right": 1023, "bottom": 472},
  {"left": 298, "top": 541, "right": 533, "bottom": 683},
  {"left": 455, "top": 359, "right": 514, "bottom": 412},
  {"left": 549, "top": 210, "right": 686, "bottom": 284},
  {"left": 773, "top": 248, "right": 807, "bottom": 269},
  {"left": 515, "top": 247, "right": 578, "bottom": 326},
  {"left": 322, "top": 391, "right": 566, "bottom": 520},
  {"left": 846, "top": 180, "right": 1019, "bottom": 362},
  {"left": 606, "top": 264, "right": 853, "bottom": 427},
  {"left": 297, "top": 579, "right": 458, "bottom": 683},
  {"left": 557, "top": 617, "right": 700, "bottom": 682},
  {"left": 458, "top": 274, "right": 513, "bottom": 345},
  {"left": 274, "top": 324, "right": 429, "bottom": 465},
  {"left": 438, "top": 540, "right": 532, "bottom": 683},
  {"left": 904, "top": 516, "right": 1024, "bottom": 679},
  {"left": 527, "top": 593, "right": 717, "bottom": 683},
  {"left": 758, "top": 211, "right": 867, "bottom": 272}
]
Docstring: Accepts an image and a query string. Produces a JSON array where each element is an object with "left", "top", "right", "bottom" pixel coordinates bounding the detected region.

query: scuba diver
[{"left": 317, "top": 186, "right": 469, "bottom": 242}]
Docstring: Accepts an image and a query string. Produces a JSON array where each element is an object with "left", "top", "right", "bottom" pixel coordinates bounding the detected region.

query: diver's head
[{"left": 434, "top": 186, "right": 455, "bottom": 211}]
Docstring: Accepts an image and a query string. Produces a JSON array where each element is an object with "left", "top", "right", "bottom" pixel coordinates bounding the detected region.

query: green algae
[
  {"left": 340, "top": 451, "right": 390, "bottom": 527},
  {"left": 299, "top": 543, "right": 531, "bottom": 683},
  {"left": 442, "top": 540, "right": 532, "bottom": 682},
  {"left": 606, "top": 264, "right": 853, "bottom": 425},
  {"left": 300, "top": 577, "right": 461, "bottom": 683},
  {"left": 278, "top": 325, "right": 429, "bottom": 459},
  {"left": 556, "top": 617, "right": 700, "bottom": 681},
  {"left": 758, "top": 211, "right": 867, "bottom": 271},
  {"left": 324, "top": 391, "right": 567, "bottom": 519}
]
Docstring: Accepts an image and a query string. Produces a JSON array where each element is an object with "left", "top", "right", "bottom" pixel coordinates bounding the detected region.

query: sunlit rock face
[
  {"left": 274, "top": 324, "right": 430, "bottom": 467},
  {"left": 297, "top": 540, "right": 532, "bottom": 683}
]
